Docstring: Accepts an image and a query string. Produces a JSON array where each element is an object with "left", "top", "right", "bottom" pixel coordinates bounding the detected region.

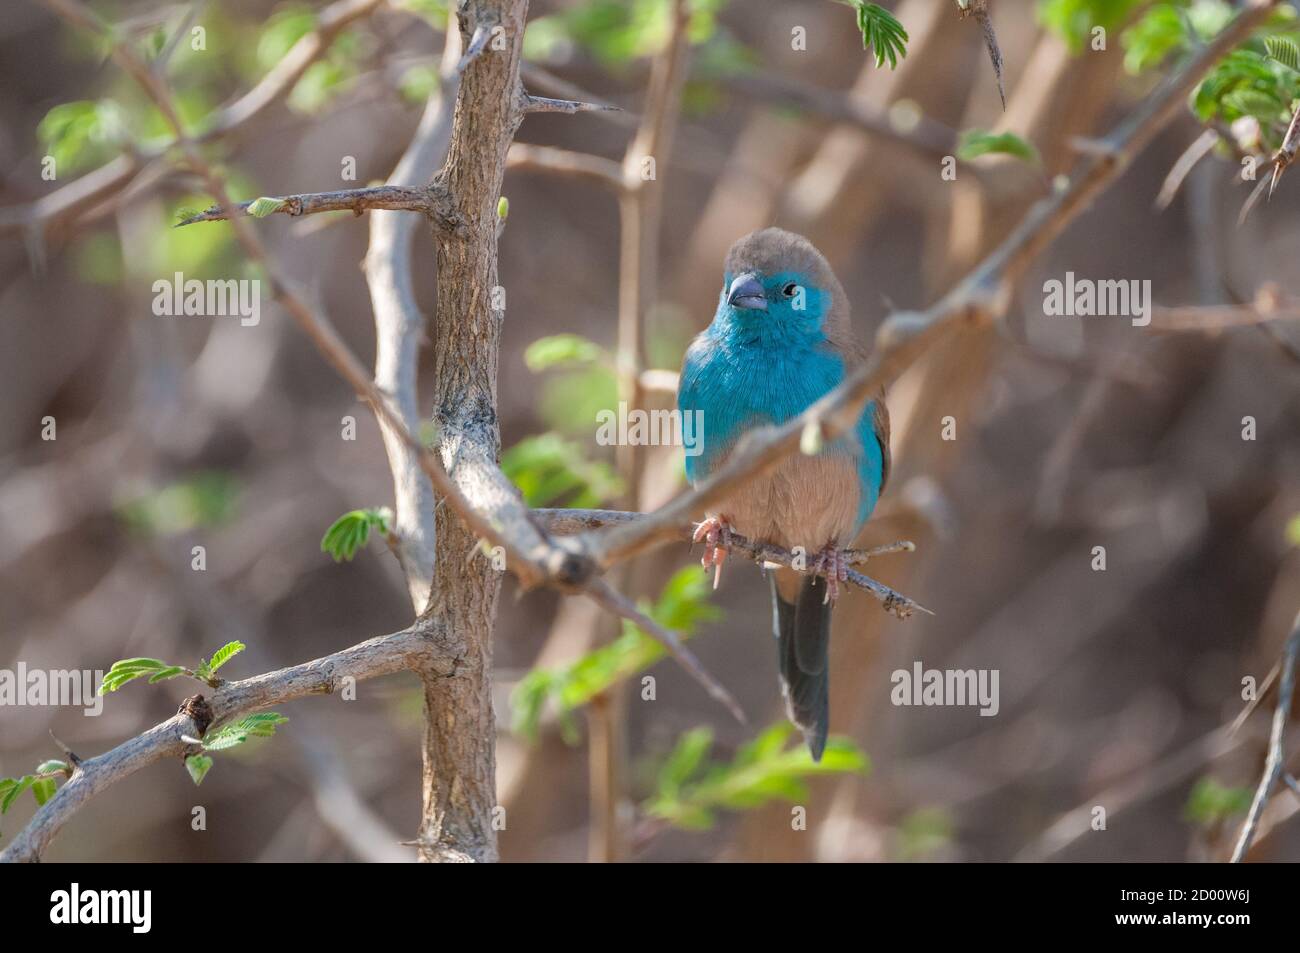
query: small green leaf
[
  {"left": 846, "top": 2, "right": 909, "bottom": 69},
  {"left": 246, "top": 197, "right": 286, "bottom": 218},
  {"left": 202, "top": 712, "right": 289, "bottom": 751},
  {"left": 34, "top": 760, "right": 68, "bottom": 776},
  {"left": 206, "top": 641, "right": 246, "bottom": 674},
  {"left": 956, "top": 129, "right": 1041, "bottom": 164},
  {"left": 658, "top": 727, "right": 713, "bottom": 794},
  {"left": 147, "top": 666, "right": 187, "bottom": 683},
  {"left": 31, "top": 779, "right": 57, "bottom": 807},
  {"left": 1265, "top": 35, "right": 1300, "bottom": 72},
  {"left": 1185, "top": 776, "right": 1253, "bottom": 827},
  {"left": 1, "top": 777, "right": 34, "bottom": 814},
  {"left": 497, "top": 196, "right": 510, "bottom": 220},
  {"left": 185, "top": 755, "right": 214, "bottom": 786},
  {"left": 321, "top": 507, "right": 392, "bottom": 562}
]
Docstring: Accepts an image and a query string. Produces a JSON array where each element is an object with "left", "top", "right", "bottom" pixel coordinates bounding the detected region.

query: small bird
[{"left": 677, "top": 227, "right": 890, "bottom": 761}]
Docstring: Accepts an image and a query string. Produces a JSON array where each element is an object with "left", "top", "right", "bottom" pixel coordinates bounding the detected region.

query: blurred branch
[
  {"left": 0, "top": 625, "right": 442, "bottom": 863},
  {"left": 575, "top": 0, "right": 1284, "bottom": 572},
  {"left": 507, "top": 143, "right": 625, "bottom": 191},
  {"left": 720, "top": 71, "right": 960, "bottom": 160},
  {"left": 0, "top": 0, "right": 383, "bottom": 241},
  {"left": 1231, "top": 611, "right": 1300, "bottom": 863},
  {"left": 364, "top": 20, "right": 464, "bottom": 615}
]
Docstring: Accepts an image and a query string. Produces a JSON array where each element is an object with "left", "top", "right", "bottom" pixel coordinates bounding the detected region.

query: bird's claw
[
  {"left": 812, "top": 546, "right": 850, "bottom": 605},
  {"left": 693, "top": 516, "right": 733, "bottom": 590}
]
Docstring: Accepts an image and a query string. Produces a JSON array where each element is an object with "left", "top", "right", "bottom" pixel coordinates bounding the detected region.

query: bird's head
[{"left": 714, "top": 227, "right": 849, "bottom": 344}]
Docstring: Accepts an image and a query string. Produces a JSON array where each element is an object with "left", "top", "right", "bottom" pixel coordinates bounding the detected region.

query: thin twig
[
  {"left": 174, "top": 184, "right": 458, "bottom": 228},
  {"left": 1231, "top": 611, "right": 1300, "bottom": 863}
]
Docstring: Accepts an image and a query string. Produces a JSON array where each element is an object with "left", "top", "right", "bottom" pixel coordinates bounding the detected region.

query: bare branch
[
  {"left": 521, "top": 92, "right": 623, "bottom": 115},
  {"left": 506, "top": 143, "right": 626, "bottom": 192},
  {"left": 1231, "top": 610, "right": 1300, "bottom": 863},
  {"left": 1156, "top": 129, "right": 1219, "bottom": 210},
  {"left": 175, "top": 184, "right": 459, "bottom": 228},
  {"left": 520, "top": 62, "right": 632, "bottom": 124},
  {"left": 721, "top": 71, "right": 959, "bottom": 161}
]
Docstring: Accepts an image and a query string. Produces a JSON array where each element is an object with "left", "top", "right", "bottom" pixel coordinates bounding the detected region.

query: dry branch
[
  {"left": 1231, "top": 611, "right": 1300, "bottom": 862},
  {"left": 0, "top": 625, "right": 442, "bottom": 863}
]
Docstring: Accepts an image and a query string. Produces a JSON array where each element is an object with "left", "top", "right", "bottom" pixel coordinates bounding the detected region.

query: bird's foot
[
  {"left": 811, "top": 545, "right": 850, "bottom": 605},
  {"left": 692, "top": 515, "right": 733, "bottom": 590}
]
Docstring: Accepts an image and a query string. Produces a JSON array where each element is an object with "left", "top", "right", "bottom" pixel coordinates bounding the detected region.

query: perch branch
[{"left": 536, "top": 509, "right": 927, "bottom": 618}]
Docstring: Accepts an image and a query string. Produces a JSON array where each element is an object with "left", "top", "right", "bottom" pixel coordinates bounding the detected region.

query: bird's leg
[
  {"left": 692, "top": 515, "right": 733, "bottom": 590},
  {"left": 811, "top": 545, "right": 850, "bottom": 605}
]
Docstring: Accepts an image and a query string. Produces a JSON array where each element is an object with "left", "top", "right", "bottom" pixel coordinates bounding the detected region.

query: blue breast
[{"left": 679, "top": 326, "right": 884, "bottom": 531}]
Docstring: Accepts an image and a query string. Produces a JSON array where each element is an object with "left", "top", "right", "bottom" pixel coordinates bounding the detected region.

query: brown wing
[{"left": 872, "top": 389, "right": 891, "bottom": 493}]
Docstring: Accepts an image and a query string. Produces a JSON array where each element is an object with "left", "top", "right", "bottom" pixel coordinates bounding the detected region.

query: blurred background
[{"left": 2, "top": 0, "right": 1299, "bottom": 862}]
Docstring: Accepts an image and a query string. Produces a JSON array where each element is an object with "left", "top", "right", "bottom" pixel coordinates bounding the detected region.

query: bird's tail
[{"left": 771, "top": 571, "right": 831, "bottom": 761}]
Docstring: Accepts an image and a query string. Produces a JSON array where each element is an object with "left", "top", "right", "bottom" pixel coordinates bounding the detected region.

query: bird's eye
[{"left": 781, "top": 282, "right": 799, "bottom": 298}]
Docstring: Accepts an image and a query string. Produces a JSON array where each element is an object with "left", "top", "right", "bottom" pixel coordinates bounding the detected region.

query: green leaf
[
  {"left": 644, "top": 722, "right": 870, "bottom": 831},
  {"left": 246, "top": 197, "right": 285, "bottom": 218},
  {"left": 37, "top": 99, "right": 131, "bottom": 175},
  {"left": 524, "top": 334, "right": 604, "bottom": 372},
  {"left": 116, "top": 472, "right": 239, "bottom": 537},
  {"left": 185, "top": 754, "right": 214, "bottom": 786},
  {"left": 202, "top": 712, "right": 289, "bottom": 751},
  {"left": 256, "top": 8, "right": 316, "bottom": 71},
  {"left": 956, "top": 129, "right": 1041, "bottom": 164},
  {"left": 34, "top": 760, "right": 68, "bottom": 777},
  {"left": 1265, "top": 35, "right": 1300, "bottom": 72},
  {"left": 846, "top": 2, "right": 909, "bottom": 69},
  {"left": 658, "top": 727, "right": 713, "bottom": 794},
  {"left": 1120, "top": 5, "right": 1190, "bottom": 75},
  {"left": 1185, "top": 776, "right": 1253, "bottom": 827},
  {"left": 399, "top": 62, "right": 441, "bottom": 104},
  {"left": 101, "top": 656, "right": 177, "bottom": 694},
  {"left": 321, "top": 507, "right": 393, "bottom": 562},
  {"left": 206, "top": 641, "right": 246, "bottom": 674},
  {"left": 31, "top": 778, "right": 57, "bottom": 807},
  {"left": 1, "top": 777, "right": 34, "bottom": 814},
  {"left": 1039, "top": 0, "right": 1145, "bottom": 53},
  {"left": 501, "top": 433, "right": 622, "bottom": 508},
  {"left": 147, "top": 666, "right": 187, "bottom": 684},
  {"left": 510, "top": 567, "right": 720, "bottom": 739}
]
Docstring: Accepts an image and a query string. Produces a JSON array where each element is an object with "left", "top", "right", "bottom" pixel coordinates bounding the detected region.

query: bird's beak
[{"left": 727, "top": 273, "right": 767, "bottom": 311}]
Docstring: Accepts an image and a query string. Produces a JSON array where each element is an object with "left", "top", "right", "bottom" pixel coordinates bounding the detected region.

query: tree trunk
[{"left": 416, "top": 0, "right": 528, "bottom": 864}]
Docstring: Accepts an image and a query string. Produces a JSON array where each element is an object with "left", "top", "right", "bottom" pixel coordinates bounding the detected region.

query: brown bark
[{"left": 415, "top": 0, "right": 529, "bottom": 864}]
